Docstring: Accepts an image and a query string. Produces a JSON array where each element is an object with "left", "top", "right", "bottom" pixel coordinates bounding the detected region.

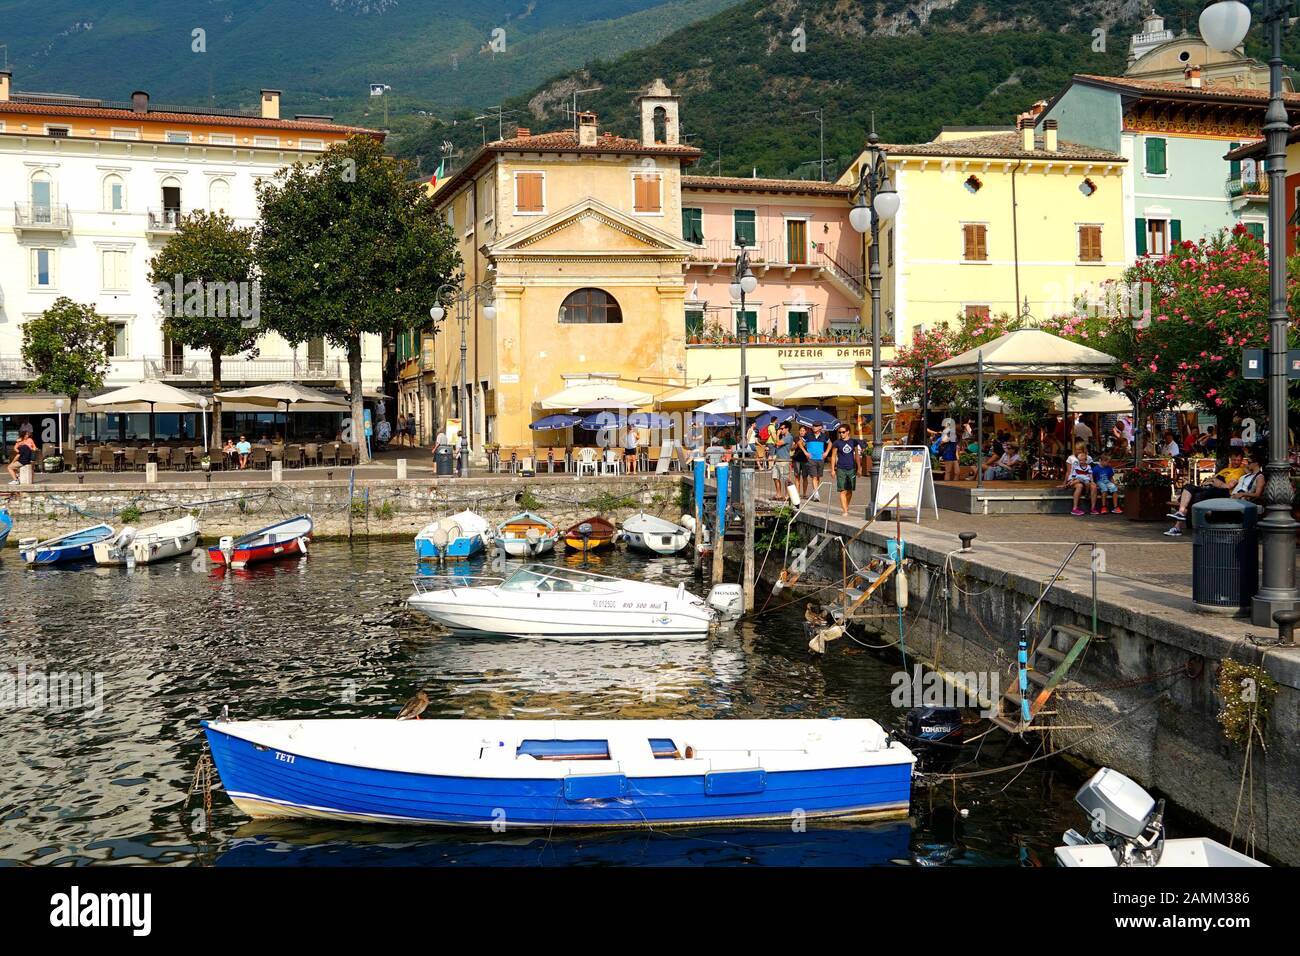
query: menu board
[{"left": 874, "top": 445, "right": 938, "bottom": 522}]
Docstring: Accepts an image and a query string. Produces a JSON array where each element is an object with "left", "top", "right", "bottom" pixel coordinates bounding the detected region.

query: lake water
[{"left": 0, "top": 538, "right": 1093, "bottom": 866}]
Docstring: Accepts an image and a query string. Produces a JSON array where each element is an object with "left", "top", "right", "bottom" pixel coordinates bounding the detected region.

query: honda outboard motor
[
  {"left": 218, "top": 535, "right": 235, "bottom": 565},
  {"left": 706, "top": 584, "right": 744, "bottom": 620},
  {"left": 1061, "top": 767, "right": 1166, "bottom": 867}
]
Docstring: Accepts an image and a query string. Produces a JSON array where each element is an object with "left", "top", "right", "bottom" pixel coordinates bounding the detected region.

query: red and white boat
[{"left": 209, "top": 515, "right": 313, "bottom": 569}]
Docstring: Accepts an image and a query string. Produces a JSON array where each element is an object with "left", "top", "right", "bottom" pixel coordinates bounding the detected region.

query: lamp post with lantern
[
  {"left": 729, "top": 241, "right": 759, "bottom": 458},
  {"left": 429, "top": 279, "right": 496, "bottom": 478}
]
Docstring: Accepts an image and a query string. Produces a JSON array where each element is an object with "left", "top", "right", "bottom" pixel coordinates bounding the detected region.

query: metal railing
[
  {"left": 13, "top": 202, "right": 72, "bottom": 228},
  {"left": 1226, "top": 176, "right": 1268, "bottom": 199},
  {"left": 814, "top": 246, "right": 865, "bottom": 296},
  {"left": 146, "top": 207, "right": 183, "bottom": 231},
  {"left": 150, "top": 356, "right": 346, "bottom": 381},
  {"left": 0, "top": 356, "right": 34, "bottom": 380}
]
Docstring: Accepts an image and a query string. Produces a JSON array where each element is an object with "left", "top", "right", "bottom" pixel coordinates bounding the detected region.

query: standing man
[
  {"left": 804, "top": 421, "right": 829, "bottom": 503},
  {"left": 771, "top": 422, "right": 794, "bottom": 500},
  {"left": 830, "top": 424, "right": 861, "bottom": 517}
]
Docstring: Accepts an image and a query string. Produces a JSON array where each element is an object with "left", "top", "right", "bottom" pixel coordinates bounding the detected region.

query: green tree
[
  {"left": 21, "top": 297, "right": 114, "bottom": 450},
  {"left": 148, "top": 210, "right": 260, "bottom": 446},
  {"left": 255, "top": 134, "right": 460, "bottom": 462}
]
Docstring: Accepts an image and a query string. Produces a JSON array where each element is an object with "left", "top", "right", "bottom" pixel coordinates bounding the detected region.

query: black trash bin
[
  {"left": 1191, "top": 498, "right": 1259, "bottom": 611},
  {"left": 434, "top": 444, "right": 455, "bottom": 476}
]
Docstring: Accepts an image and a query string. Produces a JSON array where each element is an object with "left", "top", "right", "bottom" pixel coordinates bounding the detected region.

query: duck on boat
[
  {"left": 563, "top": 515, "right": 616, "bottom": 552},
  {"left": 1055, "top": 767, "right": 1267, "bottom": 868},
  {"left": 407, "top": 563, "right": 719, "bottom": 639},
  {"left": 416, "top": 510, "right": 491, "bottom": 561},
  {"left": 208, "top": 515, "right": 312, "bottom": 569},
  {"left": 201, "top": 715, "right": 916, "bottom": 829},
  {"left": 621, "top": 512, "right": 692, "bottom": 556},
  {"left": 20, "top": 523, "right": 115, "bottom": 566},
  {"left": 496, "top": 511, "right": 557, "bottom": 558},
  {"left": 93, "top": 515, "right": 200, "bottom": 567}
]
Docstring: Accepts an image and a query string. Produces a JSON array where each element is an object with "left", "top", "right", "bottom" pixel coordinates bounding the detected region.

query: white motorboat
[
  {"left": 621, "top": 512, "right": 692, "bottom": 556},
  {"left": 416, "top": 510, "right": 491, "bottom": 560},
  {"left": 407, "top": 564, "right": 717, "bottom": 639},
  {"left": 1055, "top": 767, "right": 1267, "bottom": 868},
  {"left": 93, "top": 515, "right": 200, "bottom": 567}
]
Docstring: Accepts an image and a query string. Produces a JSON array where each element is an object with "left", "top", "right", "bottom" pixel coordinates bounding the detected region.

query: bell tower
[{"left": 637, "top": 78, "right": 680, "bottom": 146}]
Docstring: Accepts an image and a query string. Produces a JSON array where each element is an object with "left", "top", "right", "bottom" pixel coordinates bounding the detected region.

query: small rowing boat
[
  {"left": 201, "top": 716, "right": 915, "bottom": 828},
  {"left": 621, "top": 512, "right": 692, "bottom": 556},
  {"left": 496, "top": 511, "right": 557, "bottom": 558},
  {"left": 20, "top": 523, "right": 115, "bottom": 566},
  {"left": 94, "top": 515, "right": 200, "bottom": 567},
  {"left": 563, "top": 515, "right": 616, "bottom": 552},
  {"left": 415, "top": 510, "right": 491, "bottom": 560},
  {"left": 208, "top": 515, "right": 312, "bottom": 569},
  {"left": 0, "top": 508, "right": 12, "bottom": 549}
]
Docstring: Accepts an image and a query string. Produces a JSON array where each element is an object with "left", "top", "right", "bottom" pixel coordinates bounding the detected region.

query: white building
[{"left": 0, "top": 70, "right": 384, "bottom": 442}]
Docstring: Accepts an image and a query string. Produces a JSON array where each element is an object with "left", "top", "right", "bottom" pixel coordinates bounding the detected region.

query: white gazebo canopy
[
  {"left": 85, "top": 380, "right": 208, "bottom": 414},
  {"left": 539, "top": 381, "right": 653, "bottom": 410},
  {"left": 929, "top": 328, "right": 1117, "bottom": 381},
  {"left": 986, "top": 379, "right": 1131, "bottom": 415}
]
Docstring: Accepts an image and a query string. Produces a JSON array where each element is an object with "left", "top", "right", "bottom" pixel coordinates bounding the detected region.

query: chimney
[
  {"left": 1044, "top": 118, "right": 1059, "bottom": 153},
  {"left": 261, "top": 89, "right": 281, "bottom": 120},
  {"left": 1185, "top": 65, "right": 1203, "bottom": 89},
  {"left": 577, "top": 111, "right": 598, "bottom": 147},
  {"left": 0, "top": 70, "right": 10, "bottom": 103},
  {"left": 131, "top": 90, "right": 149, "bottom": 114},
  {"left": 515, "top": 126, "right": 530, "bottom": 139},
  {"left": 1020, "top": 117, "right": 1035, "bottom": 152}
]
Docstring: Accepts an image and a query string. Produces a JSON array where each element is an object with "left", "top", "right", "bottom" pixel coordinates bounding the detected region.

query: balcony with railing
[
  {"left": 149, "top": 356, "right": 347, "bottom": 382},
  {"left": 685, "top": 237, "right": 864, "bottom": 299},
  {"left": 0, "top": 356, "right": 35, "bottom": 381},
  {"left": 1226, "top": 176, "right": 1268, "bottom": 202},
  {"left": 13, "top": 202, "right": 72, "bottom": 238},
  {"left": 146, "top": 207, "right": 183, "bottom": 236}
]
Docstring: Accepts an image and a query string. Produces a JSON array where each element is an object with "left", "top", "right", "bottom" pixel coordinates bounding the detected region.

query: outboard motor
[
  {"left": 904, "top": 706, "right": 964, "bottom": 745},
  {"left": 525, "top": 525, "right": 542, "bottom": 554},
  {"left": 1061, "top": 767, "right": 1166, "bottom": 867},
  {"left": 430, "top": 526, "right": 451, "bottom": 563},
  {"left": 218, "top": 535, "right": 235, "bottom": 565},
  {"left": 706, "top": 583, "right": 744, "bottom": 619}
]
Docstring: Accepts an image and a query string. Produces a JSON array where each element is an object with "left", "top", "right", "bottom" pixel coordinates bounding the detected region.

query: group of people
[{"left": 764, "top": 420, "right": 864, "bottom": 516}]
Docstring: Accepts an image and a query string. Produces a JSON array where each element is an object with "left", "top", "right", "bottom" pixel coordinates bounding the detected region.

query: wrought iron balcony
[
  {"left": 1226, "top": 176, "right": 1268, "bottom": 200},
  {"left": 146, "top": 207, "right": 183, "bottom": 235},
  {"left": 13, "top": 202, "right": 72, "bottom": 237}
]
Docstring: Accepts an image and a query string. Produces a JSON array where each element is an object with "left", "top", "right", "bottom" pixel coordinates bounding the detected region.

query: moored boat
[
  {"left": 496, "top": 511, "right": 557, "bottom": 558},
  {"left": 93, "top": 515, "right": 200, "bottom": 566},
  {"left": 407, "top": 563, "right": 717, "bottom": 639},
  {"left": 415, "top": 510, "right": 491, "bottom": 560},
  {"left": 563, "top": 515, "right": 616, "bottom": 552},
  {"left": 19, "top": 523, "right": 115, "bottom": 566},
  {"left": 0, "top": 508, "right": 11, "bottom": 549},
  {"left": 201, "top": 716, "right": 915, "bottom": 828},
  {"left": 621, "top": 512, "right": 691, "bottom": 556},
  {"left": 208, "top": 515, "right": 312, "bottom": 569}
]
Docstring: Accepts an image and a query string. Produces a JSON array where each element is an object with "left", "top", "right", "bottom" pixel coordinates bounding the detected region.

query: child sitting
[
  {"left": 1091, "top": 453, "right": 1121, "bottom": 515},
  {"left": 1060, "top": 441, "right": 1098, "bottom": 516}
]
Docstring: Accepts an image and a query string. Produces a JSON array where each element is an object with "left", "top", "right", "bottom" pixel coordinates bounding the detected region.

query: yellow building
[
  {"left": 424, "top": 80, "right": 701, "bottom": 453},
  {"left": 839, "top": 114, "right": 1129, "bottom": 348}
]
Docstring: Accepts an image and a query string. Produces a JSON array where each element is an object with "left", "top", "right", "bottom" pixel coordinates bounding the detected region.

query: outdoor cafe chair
[
  {"left": 601, "top": 449, "right": 622, "bottom": 475},
  {"left": 250, "top": 446, "right": 270, "bottom": 470},
  {"left": 576, "top": 447, "right": 598, "bottom": 477},
  {"left": 303, "top": 443, "right": 319, "bottom": 466},
  {"left": 285, "top": 444, "right": 304, "bottom": 469},
  {"left": 155, "top": 447, "right": 173, "bottom": 470},
  {"left": 321, "top": 443, "right": 338, "bottom": 467}
]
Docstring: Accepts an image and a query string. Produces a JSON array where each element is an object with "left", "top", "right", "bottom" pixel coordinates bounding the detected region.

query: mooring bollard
[
  {"left": 396, "top": 458, "right": 408, "bottom": 480},
  {"left": 1273, "top": 608, "right": 1300, "bottom": 647},
  {"left": 18, "top": 463, "right": 33, "bottom": 485},
  {"left": 145, "top": 462, "right": 158, "bottom": 484},
  {"left": 271, "top": 461, "right": 283, "bottom": 483}
]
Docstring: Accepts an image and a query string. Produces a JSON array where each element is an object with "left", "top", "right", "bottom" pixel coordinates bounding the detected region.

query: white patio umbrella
[
  {"left": 216, "top": 382, "right": 349, "bottom": 444},
  {"left": 695, "top": 394, "right": 781, "bottom": 415},
  {"left": 659, "top": 381, "right": 758, "bottom": 406},
  {"left": 538, "top": 381, "right": 652, "bottom": 409},
  {"left": 775, "top": 380, "right": 876, "bottom": 403},
  {"left": 86, "top": 380, "right": 210, "bottom": 445}
]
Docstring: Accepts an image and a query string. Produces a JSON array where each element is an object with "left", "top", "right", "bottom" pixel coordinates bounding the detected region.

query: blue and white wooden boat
[
  {"left": 0, "top": 508, "right": 12, "bottom": 548},
  {"left": 415, "top": 510, "right": 491, "bottom": 560},
  {"left": 19, "top": 523, "right": 115, "bottom": 566},
  {"left": 201, "top": 717, "right": 915, "bottom": 828}
]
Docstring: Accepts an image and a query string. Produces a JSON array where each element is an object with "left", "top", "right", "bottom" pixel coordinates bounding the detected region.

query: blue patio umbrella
[
  {"left": 790, "top": 407, "right": 841, "bottom": 429},
  {"left": 577, "top": 411, "right": 625, "bottom": 430},
  {"left": 628, "top": 412, "right": 673, "bottom": 429},
  {"left": 753, "top": 409, "right": 795, "bottom": 430},
  {"left": 530, "top": 413, "right": 583, "bottom": 430},
  {"left": 694, "top": 413, "right": 736, "bottom": 428}
]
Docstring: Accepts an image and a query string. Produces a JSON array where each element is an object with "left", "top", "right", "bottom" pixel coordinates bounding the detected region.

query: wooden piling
[{"left": 742, "top": 465, "right": 755, "bottom": 612}]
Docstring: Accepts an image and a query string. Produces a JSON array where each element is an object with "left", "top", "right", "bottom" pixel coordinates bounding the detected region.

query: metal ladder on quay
[{"left": 990, "top": 542, "right": 1100, "bottom": 736}]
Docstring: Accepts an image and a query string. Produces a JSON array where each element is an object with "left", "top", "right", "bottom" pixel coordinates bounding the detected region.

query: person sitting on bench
[{"left": 1163, "top": 449, "right": 1247, "bottom": 538}]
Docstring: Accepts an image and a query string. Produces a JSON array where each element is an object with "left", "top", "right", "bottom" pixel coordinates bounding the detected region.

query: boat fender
[
  {"left": 895, "top": 568, "right": 909, "bottom": 609},
  {"left": 297, "top": 536, "right": 309, "bottom": 554},
  {"left": 680, "top": 513, "right": 696, "bottom": 533},
  {"left": 786, "top": 482, "right": 801, "bottom": 507},
  {"left": 218, "top": 535, "right": 235, "bottom": 563}
]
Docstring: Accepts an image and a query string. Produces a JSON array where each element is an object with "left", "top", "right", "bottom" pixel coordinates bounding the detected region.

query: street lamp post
[
  {"left": 849, "top": 126, "right": 901, "bottom": 504},
  {"left": 1201, "top": 1, "right": 1299, "bottom": 627},
  {"left": 729, "top": 241, "right": 759, "bottom": 459},
  {"left": 430, "top": 279, "right": 496, "bottom": 479}
]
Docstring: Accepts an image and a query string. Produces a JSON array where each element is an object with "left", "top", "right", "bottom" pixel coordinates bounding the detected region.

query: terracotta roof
[
  {"left": 1226, "top": 130, "right": 1298, "bottom": 161},
  {"left": 1072, "top": 73, "right": 1300, "bottom": 106},
  {"left": 0, "top": 99, "right": 379, "bottom": 136},
  {"left": 491, "top": 128, "right": 699, "bottom": 156},
  {"left": 877, "top": 132, "right": 1125, "bottom": 163},
  {"left": 682, "top": 175, "right": 851, "bottom": 196}
]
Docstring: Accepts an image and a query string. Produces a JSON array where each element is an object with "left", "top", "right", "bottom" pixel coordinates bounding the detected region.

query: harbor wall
[
  {"left": 788, "top": 513, "right": 1300, "bottom": 864},
  {"left": 1, "top": 475, "right": 688, "bottom": 541}
]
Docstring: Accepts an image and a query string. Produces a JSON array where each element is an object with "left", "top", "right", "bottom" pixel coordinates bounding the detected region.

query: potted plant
[
  {"left": 1120, "top": 465, "right": 1174, "bottom": 521},
  {"left": 41, "top": 454, "right": 64, "bottom": 473},
  {"left": 200, "top": 454, "right": 212, "bottom": 472}
]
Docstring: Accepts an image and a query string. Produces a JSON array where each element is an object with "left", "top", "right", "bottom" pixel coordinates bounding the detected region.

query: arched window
[
  {"left": 103, "top": 173, "right": 126, "bottom": 212},
  {"left": 29, "top": 169, "right": 53, "bottom": 213},
  {"left": 652, "top": 106, "right": 667, "bottom": 145},
  {"left": 559, "top": 288, "right": 623, "bottom": 324},
  {"left": 209, "top": 177, "right": 231, "bottom": 212}
]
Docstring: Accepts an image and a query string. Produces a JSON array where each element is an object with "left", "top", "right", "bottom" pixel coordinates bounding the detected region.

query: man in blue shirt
[
  {"left": 829, "top": 425, "right": 861, "bottom": 516},
  {"left": 770, "top": 422, "right": 794, "bottom": 499},
  {"left": 803, "top": 422, "right": 829, "bottom": 502},
  {"left": 235, "top": 435, "right": 251, "bottom": 470}
]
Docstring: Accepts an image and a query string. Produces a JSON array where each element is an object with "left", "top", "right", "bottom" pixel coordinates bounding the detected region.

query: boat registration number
[{"left": 274, "top": 751, "right": 295, "bottom": 764}]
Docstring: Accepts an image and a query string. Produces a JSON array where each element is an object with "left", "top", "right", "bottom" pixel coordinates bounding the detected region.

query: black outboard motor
[{"left": 904, "top": 706, "right": 964, "bottom": 745}]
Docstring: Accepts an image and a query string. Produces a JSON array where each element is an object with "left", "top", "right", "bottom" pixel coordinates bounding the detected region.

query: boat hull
[
  {"left": 408, "top": 595, "right": 712, "bottom": 639},
  {"left": 563, "top": 535, "right": 615, "bottom": 552},
  {"left": 623, "top": 530, "right": 690, "bottom": 556},
  {"left": 416, "top": 535, "right": 485, "bottom": 561},
  {"left": 23, "top": 543, "right": 101, "bottom": 565},
  {"left": 208, "top": 535, "right": 308, "bottom": 569},
  {"left": 202, "top": 720, "right": 913, "bottom": 829},
  {"left": 499, "top": 536, "right": 557, "bottom": 558}
]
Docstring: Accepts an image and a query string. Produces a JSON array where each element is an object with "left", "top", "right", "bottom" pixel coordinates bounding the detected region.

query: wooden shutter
[
  {"left": 1230, "top": 143, "right": 1241, "bottom": 181},
  {"left": 963, "top": 224, "right": 987, "bottom": 261},
  {"left": 1170, "top": 219, "right": 1182, "bottom": 244},
  {"left": 516, "top": 173, "right": 543, "bottom": 213},
  {"left": 1079, "top": 225, "right": 1102, "bottom": 262},
  {"left": 787, "top": 220, "right": 807, "bottom": 263},
  {"left": 964, "top": 305, "right": 990, "bottom": 322},
  {"left": 1145, "top": 137, "right": 1166, "bottom": 175},
  {"left": 634, "top": 173, "right": 660, "bottom": 213},
  {"left": 1134, "top": 218, "right": 1147, "bottom": 256}
]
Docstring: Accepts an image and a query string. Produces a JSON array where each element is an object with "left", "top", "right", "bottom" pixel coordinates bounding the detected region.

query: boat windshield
[{"left": 499, "top": 565, "right": 616, "bottom": 594}]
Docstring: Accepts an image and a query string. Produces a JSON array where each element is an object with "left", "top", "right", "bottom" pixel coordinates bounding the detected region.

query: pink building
[{"left": 679, "top": 176, "right": 865, "bottom": 340}]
